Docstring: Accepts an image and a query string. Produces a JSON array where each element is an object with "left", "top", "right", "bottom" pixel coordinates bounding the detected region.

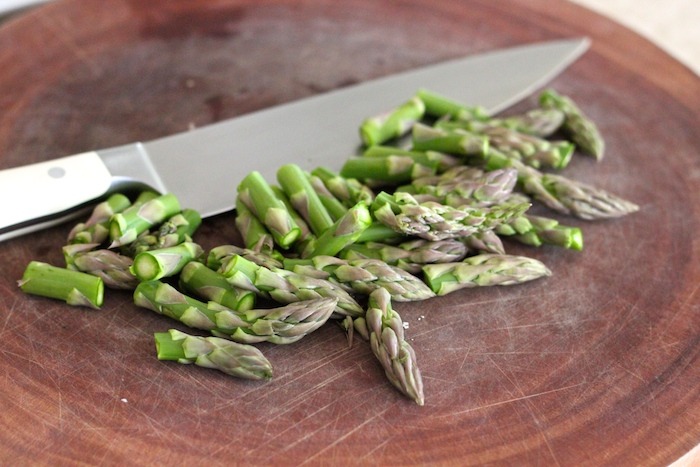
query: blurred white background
[{"left": 0, "top": 0, "right": 697, "bottom": 74}]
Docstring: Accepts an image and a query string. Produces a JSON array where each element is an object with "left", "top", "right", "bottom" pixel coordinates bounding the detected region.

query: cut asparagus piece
[
  {"left": 360, "top": 96, "right": 425, "bottom": 146},
  {"left": 237, "top": 171, "right": 301, "bottom": 249},
  {"left": 372, "top": 191, "right": 530, "bottom": 241},
  {"left": 488, "top": 108, "right": 566, "bottom": 137},
  {"left": 306, "top": 173, "right": 348, "bottom": 221},
  {"left": 235, "top": 197, "right": 276, "bottom": 254},
  {"left": 18, "top": 261, "right": 104, "bottom": 309},
  {"left": 130, "top": 242, "right": 204, "bottom": 281},
  {"left": 310, "top": 166, "right": 374, "bottom": 207},
  {"left": 207, "top": 244, "right": 283, "bottom": 271},
  {"left": 340, "top": 155, "right": 437, "bottom": 185},
  {"left": 128, "top": 208, "right": 202, "bottom": 255},
  {"left": 484, "top": 150, "right": 639, "bottom": 219},
  {"left": 217, "top": 254, "right": 364, "bottom": 318},
  {"left": 68, "top": 193, "right": 132, "bottom": 245},
  {"left": 64, "top": 243, "right": 138, "bottom": 289},
  {"left": 416, "top": 88, "right": 488, "bottom": 121},
  {"left": 365, "top": 288, "right": 424, "bottom": 405},
  {"left": 362, "top": 146, "right": 462, "bottom": 173},
  {"left": 136, "top": 281, "right": 336, "bottom": 345},
  {"left": 539, "top": 88, "right": 605, "bottom": 159},
  {"left": 154, "top": 329, "right": 272, "bottom": 380},
  {"left": 497, "top": 214, "right": 583, "bottom": 250},
  {"left": 305, "top": 201, "right": 372, "bottom": 258},
  {"left": 341, "top": 238, "right": 468, "bottom": 274},
  {"left": 422, "top": 253, "right": 551, "bottom": 295},
  {"left": 109, "top": 193, "right": 181, "bottom": 248},
  {"left": 412, "top": 123, "right": 489, "bottom": 156},
  {"left": 284, "top": 255, "right": 435, "bottom": 302},
  {"left": 277, "top": 163, "right": 334, "bottom": 236},
  {"left": 179, "top": 261, "right": 256, "bottom": 312}
]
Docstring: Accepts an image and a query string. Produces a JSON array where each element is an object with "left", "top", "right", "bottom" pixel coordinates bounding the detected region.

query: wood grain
[{"left": 0, "top": 0, "right": 698, "bottom": 465}]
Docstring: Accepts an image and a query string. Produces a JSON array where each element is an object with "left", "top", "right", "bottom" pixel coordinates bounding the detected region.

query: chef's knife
[{"left": 0, "top": 38, "right": 589, "bottom": 242}]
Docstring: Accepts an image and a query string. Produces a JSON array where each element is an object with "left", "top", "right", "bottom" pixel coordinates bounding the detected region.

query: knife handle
[{"left": 0, "top": 152, "right": 113, "bottom": 242}]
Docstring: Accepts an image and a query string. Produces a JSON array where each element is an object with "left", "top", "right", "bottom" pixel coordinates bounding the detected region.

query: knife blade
[{"left": 0, "top": 37, "right": 589, "bottom": 242}]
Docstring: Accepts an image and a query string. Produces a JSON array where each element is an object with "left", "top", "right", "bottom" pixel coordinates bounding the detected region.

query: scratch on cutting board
[
  {"left": 35, "top": 14, "right": 104, "bottom": 77},
  {"left": 298, "top": 406, "right": 394, "bottom": 466}
]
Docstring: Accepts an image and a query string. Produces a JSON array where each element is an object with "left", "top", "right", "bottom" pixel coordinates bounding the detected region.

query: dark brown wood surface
[{"left": 1, "top": 1, "right": 698, "bottom": 465}]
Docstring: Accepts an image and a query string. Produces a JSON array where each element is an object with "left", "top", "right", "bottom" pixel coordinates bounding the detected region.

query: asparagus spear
[
  {"left": 412, "top": 123, "right": 489, "bottom": 156},
  {"left": 462, "top": 230, "right": 506, "bottom": 255},
  {"left": 154, "top": 329, "right": 272, "bottom": 380},
  {"left": 416, "top": 88, "right": 488, "bottom": 121},
  {"left": 237, "top": 171, "right": 301, "bottom": 249},
  {"left": 304, "top": 201, "right": 372, "bottom": 258},
  {"left": 64, "top": 243, "right": 138, "bottom": 289},
  {"left": 484, "top": 150, "right": 639, "bottom": 219},
  {"left": 360, "top": 96, "right": 425, "bottom": 146},
  {"left": 422, "top": 253, "right": 551, "bottom": 295},
  {"left": 362, "top": 146, "right": 462, "bottom": 173},
  {"left": 407, "top": 166, "right": 518, "bottom": 207},
  {"left": 539, "top": 88, "right": 605, "bottom": 159},
  {"left": 283, "top": 255, "right": 435, "bottom": 302},
  {"left": 365, "top": 288, "right": 424, "bottom": 405},
  {"left": 310, "top": 166, "right": 374, "bottom": 207},
  {"left": 270, "top": 185, "right": 313, "bottom": 243},
  {"left": 18, "top": 261, "right": 104, "bottom": 309},
  {"left": 487, "top": 108, "right": 566, "bottom": 137},
  {"left": 136, "top": 281, "right": 336, "bottom": 345},
  {"left": 341, "top": 238, "right": 468, "bottom": 274},
  {"left": 130, "top": 242, "right": 204, "bottom": 281},
  {"left": 207, "top": 244, "right": 283, "bottom": 271},
  {"left": 217, "top": 254, "right": 364, "bottom": 318},
  {"left": 372, "top": 191, "right": 530, "bottom": 241},
  {"left": 179, "top": 261, "right": 256, "bottom": 312},
  {"left": 497, "top": 214, "right": 584, "bottom": 250},
  {"left": 340, "top": 154, "right": 439, "bottom": 185},
  {"left": 235, "top": 198, "right": 276, "bottom": 255},
  {"left": 306, "top": 173, "right": 348, "bottom": 221},
  {"left": 277, "top": 164, "right": 334, "bottom": 236},
  {"left": 67, "top": 193, "right": 132, "bottom": 245},
  {"left": 109, "top": 193, "right": 181, "bottom": 248}
]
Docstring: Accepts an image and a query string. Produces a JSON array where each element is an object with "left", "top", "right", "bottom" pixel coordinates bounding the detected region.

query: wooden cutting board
[{"left": 1, "top": 1, "right": 698, "bottom": 465}]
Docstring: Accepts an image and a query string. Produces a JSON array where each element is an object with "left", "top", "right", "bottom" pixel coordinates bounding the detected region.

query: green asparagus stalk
[
  {"left": 68, "top": 193, "right": 132, "bottom": 244},
  {"left": 305, "top": 201, "right": 372, "bottom": 258},
  {"left": 283, "top": 255, "right": 435, "bottom": 302},
  {"left": 237, "top": 171, "right": 301, "bottom": 249},
  {"left": 277, "top": 163, "right": 334, "bottom": 236},
  {"left": 355, "top": 221, "right": 405, "bottom": 244},
  {"left": 109, "top": 193, "right": 181, "bottom": 248},
  {"left": 422, "top": 253, "right": 551, "bottom": 295},
  {"left": 365, "top": 288, "right": 424, "bottom": 405},
  {"left": 360, "top": 96, "right": 426, "bottom": 146},
  {"left": 362, "top": 146, "right": 462, "bottom": 173},
  {"left": 497, "top": 214, "right": 583, "bottom": 250},
  {"left": 372, "top": 191, "right": 530, "bottom": 241},
  {"left": 217, "top": 254, "right": 364, "bottom": 318},
  {"left": 487, "top": 108, "right": 566, "bottom": 137},
  {"left": 340, "top": 154, "right": 439, "bottom": 185},
  {"left": 207, "top": 244, "right": 283, "bottom": 271},
  {"left": 407, "top": 166, "right": 518, "bottom": 207},
  {"left": 179, "top": 261, "right": 256, "bottom": 312},
  {"left": 539, "top": 88, "right": 605, "bottom": 159},
  {"left": 128, "top": 208, "right": 202, "bottom": 255},
  {"left": 341, "top": 238, "right": 468, "bottom": 274},
  {"left": 463, "top": 230, "right": 506, "bottom": 255},
  {"left": 136, "top": 280, "right": 336, "bottom": 345},
  {"left": 306, "top": 173, "right": 349, "bottom": 221},
  {"left": 270, "top": 185, "right": 313, "bottom": 243},
  {"left": 470, "top": 124, "right": 574, "bottom": 169},
  {"left": 235, "top": 197, "right": 276, "bottom": 254},
  {"left": 484, "top": 150, "right": 639, "bottom": 219},
  {"left": 154, "top": 329, "right": 272, "bottom": 380},
  {"left": 310, "top": 166, "right": 374, "bottom": 207},
  {"left": 64, "top": 243, "right": 138, "bottom": 289},
  {"left": 412, "top": 123, "right": 489, "bottom": 156},
  {"left": 416, "top": 88, "right": 488, "bottom": 121},
  {"left": 18, "top": 261, "right": 104, "bottom": 309},
  {"left": 130, "top": 241, "right": 204, "bottom": 281}
]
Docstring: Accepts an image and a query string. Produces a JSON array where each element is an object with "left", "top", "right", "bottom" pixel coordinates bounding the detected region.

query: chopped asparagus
[
  {"left": 18, "top": 261, "right": 104, "bottom": 309},
  {"left": 130, "top": 241, "right": 204, "bottom": 281}
]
